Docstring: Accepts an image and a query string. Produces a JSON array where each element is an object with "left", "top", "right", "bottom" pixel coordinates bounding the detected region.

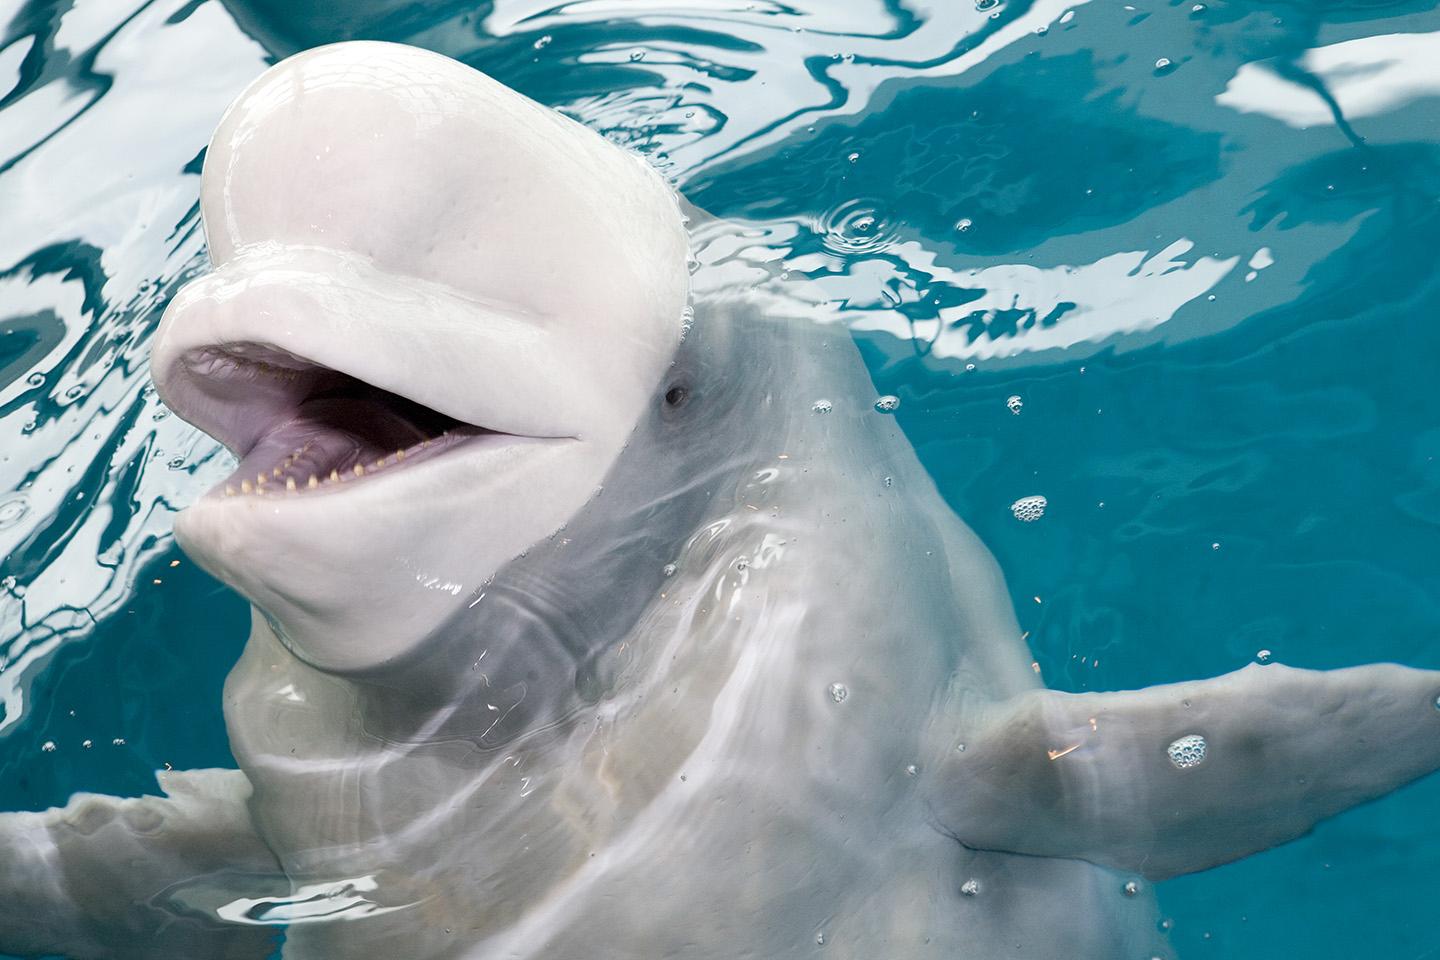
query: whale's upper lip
[{"left": 152, "top": 245, "right": 585, "bottom": 500}]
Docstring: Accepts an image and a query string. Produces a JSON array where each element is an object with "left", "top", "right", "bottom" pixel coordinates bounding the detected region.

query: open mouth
[{"left": 171, "top": 342, "right": 516, "bottom": 499}]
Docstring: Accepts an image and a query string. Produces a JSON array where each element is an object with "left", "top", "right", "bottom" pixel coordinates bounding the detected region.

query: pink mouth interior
[{"left": 180, "top": 343, "right": 497, "bottom": 498}]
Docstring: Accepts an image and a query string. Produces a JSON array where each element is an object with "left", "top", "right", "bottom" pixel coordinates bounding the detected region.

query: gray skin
[{"left": 5, "top": 41, "right": 1440, "bottom": 960}]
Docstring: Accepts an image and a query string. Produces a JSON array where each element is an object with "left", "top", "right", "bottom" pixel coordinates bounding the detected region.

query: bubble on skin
[
  {"left": 1122, "top": 880, "right": 1140, "bottom": 897},
  {"left": 1166, "top": 734, "right": 1207, "bottom": 769},
  {"left": 41, "top": 741, "right": 56, "bottom": 752},
  {"left": 904, "top": 763, "right": 919, "bottom": 777},
  {"left": 1006, "top": 395, "right": 1023, "bottom": 415},
  {"left": 955, "top": 217, "right": 973, "bottom": 232},
  {"left": 1010, "top": 495, "right": 1047, "bottom": 522},
  {"left": 532, "top": 34, "right": 552, "bottom": 49},
  {"left": 874, "top": 395, "right": 900, "bottom": 413},
  {"left": 811, "top": 399, "right": 833, "bottom": 414},
  {"left": 1255, "top": 649, "right": 1273, "bottom": 664},
  {"left": 960, "top": 878, "right": 981, "bottom": 897},
  {"left": 846, "top": 152, "right": 860, "bottom": 163},
  {"left": 828, "top": 682, "right": 849, "bottom": 703}
]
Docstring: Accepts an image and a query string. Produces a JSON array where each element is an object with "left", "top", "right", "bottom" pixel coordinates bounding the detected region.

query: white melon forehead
[{"left": 200, "top": 41, "right": 687, "bottom": 326}]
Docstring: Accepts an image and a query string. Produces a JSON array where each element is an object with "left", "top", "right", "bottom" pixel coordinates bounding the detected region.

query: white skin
[{"left": 3, "top": 42, "right": 1440, "bottom": 960}]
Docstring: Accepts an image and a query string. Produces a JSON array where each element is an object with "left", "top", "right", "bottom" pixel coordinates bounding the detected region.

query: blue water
[{"left": 3, "top": 0, "right": 1440, "bottom": 956}]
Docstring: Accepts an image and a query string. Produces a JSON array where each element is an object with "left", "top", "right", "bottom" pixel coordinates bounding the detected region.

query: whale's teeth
[
  {"left": 241, "top": 480, "right": 253, "bottom": 494},
  {"left": 396, "top": 449, "right": 405, "bottom": 461},
  {"left": 273, "top": 467, "right": 283, "bottom": 479},
  {"left": 308, "top": 475, "right": 318, "bottom": 489},
  {"left": 256, "top": 473, "right": 267, "bottom": 486},
  {"left": 373, "top": 458, "right": 386, "bottom": 470},
  {"left": 286, "top": 477, "right": 297, "bottom": 492},
  {"left": 329, "top": 469, "right": 340, "bottom": 483},
  {"left": 353, "top": 464, "right": 365, "bottom": 477},
  {"left": 225, "top": 485, "right": 237, "bottom": 497}
]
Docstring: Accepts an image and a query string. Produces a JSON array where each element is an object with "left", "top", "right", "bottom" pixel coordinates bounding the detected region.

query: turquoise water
[{"left": 3, "top": 0, "right": 1440, "bottom": 956}]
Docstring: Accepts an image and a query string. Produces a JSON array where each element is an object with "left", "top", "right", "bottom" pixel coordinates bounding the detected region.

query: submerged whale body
[{"left": 3, "top": 41, "right": 1440, "bottom": 960}]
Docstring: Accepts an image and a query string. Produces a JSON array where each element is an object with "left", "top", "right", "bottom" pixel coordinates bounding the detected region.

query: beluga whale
[{"left": 4, "top": 40, "right": 1440, "bottom": 960}]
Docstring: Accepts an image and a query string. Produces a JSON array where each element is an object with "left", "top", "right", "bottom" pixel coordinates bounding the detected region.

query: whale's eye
[{"left": 665, "top": 385, "right": 689, "bottom": 407}]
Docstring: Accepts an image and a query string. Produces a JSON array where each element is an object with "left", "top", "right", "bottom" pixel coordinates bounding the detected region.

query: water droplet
[
  {"left": 955, "top": 217, "right": 973, "bottom": 232},
  {"left": 818, "top": 199, "right": 897, "bottom": 255},
  {"left": 41, "top": 741, "right": 56, "bottom": 753},
  {"left": 960, "top": 878, "right": 981, "bottom": 897},
  {"left": 533, "top": 34, "right": 552, "bottom": 49},
  {"left": 82, "top": 739, "right": 92, "bottom": 749},
  {"left": 0, "top": 497, "right": 28, "bottom": 529},
  {"left": 1166, "top": 734, "right": 1207, "bottom": 769},
  {"left": 905, "top": 763, "right": 919, "bottom": 777},
  {"left": 1006, "top": 395, "right": 1023, "bottom": 415},
  {"left": 1153, "top": 57, "right": 1177, "bottom": 76},
  {"left": 874, "top": 395, "right": 900, "bottom": 413},
  {"left": 1010, "top": 495, "right": 1047, "bottom": 522},
  {"left": 112, "top": 738, "right": 126, "bottom": 746},
  {"left": 975, "top": 0, "right": 999, "bottom": 9},
  {"left": 1122, "top": 880, "right": 1140, "bottom": 897},
  {"left": 25, "top": 372, "right": 44, "bottom": 387},
  {"left": 828, "top": 682, "right": 849, "bottom": 703},
  {"left": 64, "top": 384, "right": 84, "bottom": 401},
  {"left": 883, "top": 476, "right": 894, "bottom": 488},
  {"left": 1255, "top": 649, "right": 1273, "bottom": 664},
  {"left": 662, "top": 563, "right": 677, "bottom": 577},
  {"left": 1211, "top": 542, "right": 1221, "bottom": 551},
  {"left": 811, "top": 399, "right": 833, "bottom": 414},
  {"left": 167, "top": 456, "right": 185, "bottom": 470},
  {"left": 734, "top": 557, "right": 749, "bottom": 571},
  {"left": 815, "top": 931, "right": 826, "bottom": 946},
  {"left": 846, "top": 152, "right": 860, "bottom": 163},
  {"left": 955, "top": 742, "right": 966, "bottom": 753},
  {"left": 628, "top": 50, "right": 646, "bottom": 62}
]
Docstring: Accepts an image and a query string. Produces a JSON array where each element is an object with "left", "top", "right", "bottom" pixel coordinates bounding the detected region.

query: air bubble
[
  {"left": 828, "top": 682, "right": 849, "bottom": 703},
  {"left": 533, "top": 35, "right": 552, "bottom": 49},
  {"left": 905, "top": 763, "right": 919, "bottom": 777},
  {"left": 874, "top": 395, "right": 900, "bottom": 413},
  {"left": 1122, "top": 880, "right": 1140, "bottom": 897},
  {"left": 955, "top": 217, "right": 973, "bottom": 232},
  {"left": 25, "top": 372, "right": 44, "bottom": 387},
  {"left": 819, "top": 199, "right": 897, "bottom": 255},
  {"left": 1006, "top": 395, "right": 1023, "bottom": 415},
  {"left": 1166, "top": 734, "right": 1206, "bottom": 769},
  {"left": 0, "top": 498, "right": 28, "bottom": 529},
  {"left": 1010, "top": 495, "right": 1047, "bottom": 522},
  {"left": 629, "top": 50, "right": 646, "bottom": 62},
  {"left": 1255, "top": 649, "right": 1272, "bottom": 664},
  {"left": 960, "top": 878, "right": 981, "bottom": 897},
  {"left": 41, "top": 741, "right": 56, "bottom": 753},
  {"left": 815, "top": 932, "right": 826, "bottom": 946},
  {"left": 812, "top": 399, "right": 833, "bottom": 414},
  {"left": 1153, "top": 57, "right": 1177, "bottom": 76},
  {"left": 846, "top": 152, "right": 860, "bottom": 163},
  {"left": 663, "top": 563, "right": 677, "bottom": 577}
]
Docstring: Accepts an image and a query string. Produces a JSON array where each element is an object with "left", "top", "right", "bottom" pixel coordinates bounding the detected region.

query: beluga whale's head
[{"left": 151, "top": 42, "right": 691, "bottom": 679}]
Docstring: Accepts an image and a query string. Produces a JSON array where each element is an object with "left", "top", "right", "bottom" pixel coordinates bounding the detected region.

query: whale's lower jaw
[{"left": 170, "top": 339, "right": 529, "bottom": 499}]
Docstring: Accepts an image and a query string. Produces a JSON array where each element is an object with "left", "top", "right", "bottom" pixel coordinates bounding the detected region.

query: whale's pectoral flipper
[
  {"left": 0, "top": 768, "right": 283, "bottom": 960},
  {"left": 934, "top": 662, "right": 1440, "bottom": 880}
]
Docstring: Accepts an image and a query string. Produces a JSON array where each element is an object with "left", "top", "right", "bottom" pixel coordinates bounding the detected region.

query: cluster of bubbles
[
  {"left": 1166, "top": 734, "right": 1207, "bottom": 769},
  {"left": 1010, "top": 495, "right": 1047, "bottom": 522}
]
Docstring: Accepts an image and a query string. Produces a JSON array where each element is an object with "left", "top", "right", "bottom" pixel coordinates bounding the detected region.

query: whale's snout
[{"left": 151, "top": 41, "right": 689, "bottom": 671}]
